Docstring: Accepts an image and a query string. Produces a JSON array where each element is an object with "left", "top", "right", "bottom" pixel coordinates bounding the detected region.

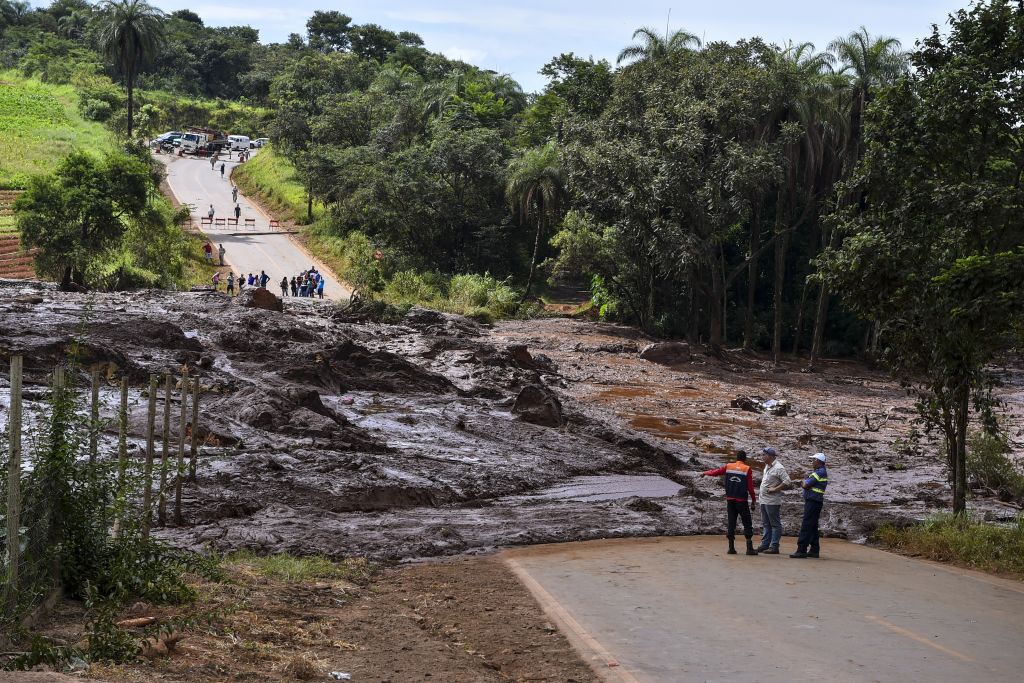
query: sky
[{"left": 154, "top": 0, "right": 968, "bottom": 92}]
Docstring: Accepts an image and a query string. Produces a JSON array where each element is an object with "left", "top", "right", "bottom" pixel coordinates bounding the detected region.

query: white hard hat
[{"left": 811, "top": 453, "right": 827, "bottom": 463}]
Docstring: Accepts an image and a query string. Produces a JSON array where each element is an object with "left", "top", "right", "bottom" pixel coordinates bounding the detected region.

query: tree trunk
[
  {"left": 520, "top": 216, "right": 543, "bottom": 304},
  {"left": 686, "top": 265, "right": 699, "bottom": 345},
  {"left": 743, "top": 213, "right": 761, "bottom": 350},
  {"left": 306, "top": 175, "right": 314, "bottom": 223},
  {"left": 772, "top": 230, "right": 788, "bottom": 364},
  {"left": 708, "top": 258, "right": 724, "bottom": 353},
  {"left": 953, "top": 387, "right": 969, "bottom": 515},
  {"left": 791, "top": 279, "right": 808, "bottom": 356},
  {"left": 808, "top": 282, "right": 830, "bottom": 368},
  {"left": 126, "top": 69, "right": 134, "bottom": 140}
]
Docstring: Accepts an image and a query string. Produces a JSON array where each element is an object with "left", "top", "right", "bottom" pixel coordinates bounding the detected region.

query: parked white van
[{"left": 228, "top": 135, "right": 250, "bottom": 151}]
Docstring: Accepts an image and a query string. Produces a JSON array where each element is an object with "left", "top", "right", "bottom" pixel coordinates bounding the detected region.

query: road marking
[
  {"left": 864, "top": 615, "right": 974, "bottom": 662},
  {"left": 506, "top": 558, "right": 642, "bottom": 683}
]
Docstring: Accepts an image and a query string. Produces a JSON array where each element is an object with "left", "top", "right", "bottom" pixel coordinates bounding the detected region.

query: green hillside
[{"left": 0, "top": 71, "right": 115, "bottom": 189}]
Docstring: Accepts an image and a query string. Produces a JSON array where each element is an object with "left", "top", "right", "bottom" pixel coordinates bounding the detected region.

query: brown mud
[{"left": 1, "top": 278, "right": 1020, "bottom": 563}]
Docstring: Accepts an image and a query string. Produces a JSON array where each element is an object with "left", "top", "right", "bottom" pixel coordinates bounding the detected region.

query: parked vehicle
[
  {"left": 178, "top": 127, "right": 228, "bottom": 154},
  {"left": 154, "top": 131, "right": 182, "bottom": 145},
  {"left": 228, "top": 135, "right": 250, "bottom": 151},
  {"left": 251, "top": 137, "right": 269, "bottom": 148}
]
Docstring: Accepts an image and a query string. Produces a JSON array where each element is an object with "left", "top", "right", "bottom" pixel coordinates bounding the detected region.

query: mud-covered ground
[{"left": 1, "top": 279, "right": 1020, "bottom": 563}]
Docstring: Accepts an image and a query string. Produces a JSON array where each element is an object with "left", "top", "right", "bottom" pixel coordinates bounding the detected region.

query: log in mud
[{"left": 1, "top": 278, "right": 1019, "bottom": 562}]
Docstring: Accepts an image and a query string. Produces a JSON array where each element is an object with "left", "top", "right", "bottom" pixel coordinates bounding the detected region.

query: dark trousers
[
  {"left": 796, "top": 498, "right": 823, "bottom": 552},
  {"left": 726, "top": 499, "right": 753, "bottom": 540}
]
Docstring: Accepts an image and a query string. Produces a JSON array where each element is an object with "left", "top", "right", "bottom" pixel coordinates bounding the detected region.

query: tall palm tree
[
  {"left": 96, "top": 0, "right": 166, "bottom": 140},
  {"left": 617, "top": 26, "right": 701, "bottom": 64},
  {"left": 828, "top": 27, "right": 908, "bottom": 160},
  {"left": 58, "top": 9, "right": 90, "bottom": 40},
  {"left": 506, "top": 142, "right": 566, "bottom": 302},
  {"left": 485, "top": 73, "right": 527, "bottom": 114}
]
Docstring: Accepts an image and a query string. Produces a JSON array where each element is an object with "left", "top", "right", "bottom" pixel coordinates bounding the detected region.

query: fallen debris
[{"left": 730, "top": 395, "right": 790, "bottom": 416}]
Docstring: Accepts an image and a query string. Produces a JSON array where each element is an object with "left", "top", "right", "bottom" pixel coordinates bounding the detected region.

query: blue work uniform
[{"left": 796, "top": 466, "right": 828, "bottom": 554}]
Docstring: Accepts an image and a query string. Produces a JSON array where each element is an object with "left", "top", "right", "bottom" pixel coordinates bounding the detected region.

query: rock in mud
[
  {"left": 512, "top": 384, "right": 564, "bottom": 427},
  {"left": 731, "top": 395, "right": 790, "bottom": 416},
  {"left": 509, "top": 344, "right": 557, "bottom": 373},
  {"left": 235, "top": 288, "right": 283, "bottom": 312},
  {"left": 639, "top": 342, "right": 691, "bottom": 365}
]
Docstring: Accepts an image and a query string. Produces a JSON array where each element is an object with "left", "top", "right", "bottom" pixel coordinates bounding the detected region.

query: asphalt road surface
[
  {"left": 505, "top": 536, "right": 1024, "bottom": 683},
  {"left": 159, "top": 152, "right": 350, "bottom": 301}
]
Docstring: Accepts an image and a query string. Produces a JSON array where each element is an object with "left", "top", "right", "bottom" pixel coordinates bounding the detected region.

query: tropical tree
[
  {"left": 818, "top": 0, "right": 1024, "bottom": 514},
  {"left": 506, "top": 142, "right": 566, "bottom": 302},
  {"left": 57, "top": 8, "right": 90, "bottom": 39},
  {"left": 617, "top": 26, "right": 701, "bottom": 64},
  {"left": 95, "top": 0, "right": 166, "bottom": 139}
]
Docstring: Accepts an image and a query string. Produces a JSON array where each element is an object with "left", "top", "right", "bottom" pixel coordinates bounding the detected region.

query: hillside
[{"left": 0, "top": 71, "right": 115, "bottom": 190}]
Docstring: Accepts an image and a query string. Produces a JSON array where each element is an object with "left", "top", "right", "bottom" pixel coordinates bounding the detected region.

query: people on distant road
[
  {"left": 231, "top": 185, "right": 238, "bottom": 203},
  {"left": 237, "top": 273, "right": 245, "bottom": 292},
  {"left": 317, "top": 277, "right": 325, "bottom": 299},
  {"left": 207, "top": 204, "right": 215, "bottom": 220},
  {"left": 247, "top": 273, "right": 255, "bottom": 287},
  {"left": 259, "top": 270, "right": 269, "bottom": 288},
  {"left": 756, "top": 447, "right": 791, "bottom": 555},
  {"left": 218, "top": 243, "right": 226, "bottom": 266},
  {"left": 210, "top": 156, "right": 216, "bottom": 170},
  {"left": 280, "top": 276, "right": 288, "bottom": 297},
  {"left": 290, "top": 276, "right": 298, "bottom": 297},
  {"left": 702, "top": 450, "right": 758, "bottom": 556},
  {"left": 791, "top": 453, "right": 829, "bottom": 559},
  {"left": 234, "top": 204, "right": 241, "bottom": 221},
  {"left": 220, "top": 162, "right": 226, "bottom": 178}
]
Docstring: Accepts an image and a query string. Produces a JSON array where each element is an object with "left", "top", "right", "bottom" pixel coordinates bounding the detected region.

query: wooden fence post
[
  {"left": 113, "top": 376, "right": 128, "bottom": 539},
  {"left": 142, "top": 374, "right": 157, "bottom": 539},
  {"left": 3, "top": 356, "right": 24, "bottom": 610},
  {"left": 157, "top": 373, "right": 171, "bottom": 527},
  {"left": 89, "top": 368, "right": 99, "bottom": 464},
  {"left": 189, "top": 378, "right": 199, "bottom": 482},
  {"left": 174, "top": 372, "right": 188, "bottom": 525}
]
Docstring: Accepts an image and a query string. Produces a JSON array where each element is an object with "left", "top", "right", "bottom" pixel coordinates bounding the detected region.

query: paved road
[
  {"left": 505, "top": 536, "right": 1024, "bottom": 682},
  {"left": 159, "top": 152, "right": 350, "bottom": 301}
]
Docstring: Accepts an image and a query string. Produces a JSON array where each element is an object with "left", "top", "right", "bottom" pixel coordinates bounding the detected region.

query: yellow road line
[
  {"left": 506, "top": 558, "right": 642, "bottom": 683},
  {"left": 864, "top": 615, "right": 974, "bottom": 662}
]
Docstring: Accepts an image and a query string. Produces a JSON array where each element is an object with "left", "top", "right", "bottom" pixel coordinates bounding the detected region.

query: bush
[
  {"left": 447, "top": 273, "right": 519, "bottom": 318},
  {"left": 968, "top": 431, "right": 1024, "bottom": 502},
  {"left": 875, "top": 514, "right": 1024, "bottom": 576},
  {"left": 384, "top": 269, "right": 443, "bottom": 305}
]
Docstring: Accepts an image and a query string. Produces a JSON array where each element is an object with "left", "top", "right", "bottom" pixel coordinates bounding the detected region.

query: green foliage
[
  {"left": 226, "top": 551, "right": 375, "bottom": 585},
  {"left": 875, "top": 515, "right": 1024, "bottom": 576},
  {"left": 231, "top": 144, "right": 321, "bottom": 223},
  {"left": 18, "top": 33, "right": 100, "bottom": 84},
  {"left": 818, "top": 0, "right": 1024, "bottom": 512},
  {"left": 967, "top": 431, "right": 1024, "bottom": 503},
  {"left": 0, "top": 71, "right": 115, "bottom": 189}
]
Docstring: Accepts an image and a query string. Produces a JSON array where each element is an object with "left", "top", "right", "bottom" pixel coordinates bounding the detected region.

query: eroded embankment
[{"left": 1, "top": 279, "right": 1018, "bottom": 561}]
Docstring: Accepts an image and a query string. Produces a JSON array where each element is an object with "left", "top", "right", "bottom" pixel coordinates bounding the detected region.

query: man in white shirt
[{"left": 756, "top": 447, "right": 792, "bottom": 554}]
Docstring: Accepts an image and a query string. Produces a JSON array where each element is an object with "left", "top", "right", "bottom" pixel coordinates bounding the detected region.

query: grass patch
[
  {"left": 231, "top": 145, "right": 324, "bottom": 225},
  {"left": 225, "top": 551, "right": 376, "bottom": 585},
  {"left": 0, "top": 215, "right": 15, "bottom": 233},
  {"left": 875, "top": 514, "right": 1024, "bottom": 578},
  {"left": 0, "top": 70, "right": 115, "bottom": 189},
  {"left": 181, "top": 232, "right": 222, "bottom": 290}
]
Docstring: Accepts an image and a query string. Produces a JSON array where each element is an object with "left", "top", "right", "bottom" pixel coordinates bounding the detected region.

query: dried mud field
[{"left": 2, "top": 279, "right": 1021, "bottom": 565}]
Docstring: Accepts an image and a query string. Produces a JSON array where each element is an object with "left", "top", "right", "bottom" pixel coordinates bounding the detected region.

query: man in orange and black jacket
[{"left": 702, "top": 450, "right": 759, "bottom": 556}]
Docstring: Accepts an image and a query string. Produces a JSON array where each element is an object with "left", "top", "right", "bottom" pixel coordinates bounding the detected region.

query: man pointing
[{"left": 702, "top": 450, "right": 758, "bottom": 556}]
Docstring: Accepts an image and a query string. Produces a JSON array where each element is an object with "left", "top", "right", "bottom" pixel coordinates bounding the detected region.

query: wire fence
[{"left": 1, "top": 356, "right": 202, "bottom": 630}]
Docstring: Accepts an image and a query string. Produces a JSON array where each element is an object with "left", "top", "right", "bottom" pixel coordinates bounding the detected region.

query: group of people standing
[
  {"left": 282, "top": 268, "right": 325, "bottom": 299},
  {"left": 702, "top": 448, "right": 828, "bottom": 558}
]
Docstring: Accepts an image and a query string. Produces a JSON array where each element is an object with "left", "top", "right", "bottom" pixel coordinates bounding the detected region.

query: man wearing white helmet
[{"left": 791, "top": 452, "right": 829, "bottom": 559}]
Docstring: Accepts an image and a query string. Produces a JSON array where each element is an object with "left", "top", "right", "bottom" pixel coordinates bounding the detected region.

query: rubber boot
[
  {"left": 746, "top": 540, "right": 758, "bottom": 556},
  {"left": 727, "top": 539, "right": 737, "bottom": 555}
]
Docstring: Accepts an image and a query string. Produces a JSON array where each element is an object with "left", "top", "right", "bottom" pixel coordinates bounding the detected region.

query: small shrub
[
  {"left": 226, "top": 551, "right": 376, "bottom": 585},
  {"left": 968, "top": 431, "right": 1024, "bottom": 502}
]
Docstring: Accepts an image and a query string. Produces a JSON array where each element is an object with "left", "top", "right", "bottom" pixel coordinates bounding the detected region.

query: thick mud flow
[{"left": 1, "top": 280, "right": 1020, "bottom": 560}]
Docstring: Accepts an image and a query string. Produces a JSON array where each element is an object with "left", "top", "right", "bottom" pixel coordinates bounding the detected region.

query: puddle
[
  {"left": 517, "top": 475, "right": 683, "bottom": 502},
  {"left": 598, "top": 386, "right": 700, "bottom": 401}
]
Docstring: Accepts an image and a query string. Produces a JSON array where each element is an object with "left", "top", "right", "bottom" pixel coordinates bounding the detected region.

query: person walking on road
[
  {"left": 317, "top": 277, "right": 325, "bottom": 299},
  {"left": 210, "top": 155, "right": 216, "bottom": 170},
  {"left": 226, "top": 272, "right": 235, "bottom": 296},
  {"left": 290, "top": 276, "right": 298, "bottom": 297},
  {"left": 280, "top": 276, "right": 288, "bottom": 297},
  {"left": 232, "top": 185, "right": 238, "bottom": 203},
  {"left": 220, "top": 162, "right": 226, "bottom": 179},
  {"left": 791, "top": 453, "right": 829, "bottom": 559},
  {"left": 756, "top": 447, "right": 791, "bottom": 554},
  {"left": 702, "top": 450, "right": 758, "bottom": 556},
  {"left": 218, "top": 243, "right": 226, "bottom": 266},
  {"left": 207, "top": 204, "right": 215, "bottom": 221},
  {"left": 234, "top": 204, "right": 241, "bottom": 221}
]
